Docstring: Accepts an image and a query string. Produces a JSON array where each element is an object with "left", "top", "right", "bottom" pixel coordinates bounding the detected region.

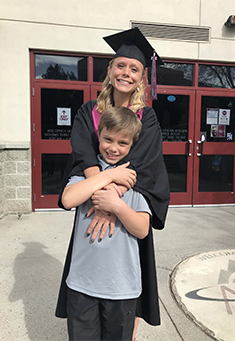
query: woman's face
[{"left": 108, "top": 57, "right": 144, "bottom": 96}]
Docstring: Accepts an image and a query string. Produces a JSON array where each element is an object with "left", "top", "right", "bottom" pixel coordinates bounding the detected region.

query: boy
[{"left": 61, "top": 106, "right": 151, "bottom": 341}]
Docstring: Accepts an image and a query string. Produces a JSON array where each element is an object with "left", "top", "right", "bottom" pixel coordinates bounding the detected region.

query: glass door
[
  {"left": 193, "top": 91, "right": 235, "bottom": 205},
  {"left": 152, "top": 89, "right": 196, "bottom": 205},
  {"left": 32, "top": 82, "right": 90, "bottom": 210}
]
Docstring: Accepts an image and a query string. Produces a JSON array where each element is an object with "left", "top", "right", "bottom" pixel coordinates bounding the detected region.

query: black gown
[{"left": 55, "top": 100, "right": 170, "bottom": 326}]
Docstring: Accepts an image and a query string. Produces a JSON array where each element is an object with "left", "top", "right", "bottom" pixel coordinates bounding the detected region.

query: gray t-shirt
[{"left": 66, "top": 157, "right": 151, "bottom": 300}]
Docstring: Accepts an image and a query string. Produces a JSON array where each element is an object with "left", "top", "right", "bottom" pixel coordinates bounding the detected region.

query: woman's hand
[
  {"left": 86, "top": 206, "right": 116, "bottom": 242},
  {"left": 85, "top": 183, "right": 123, "bottom": 242},
  {"left": 92, "top": 188, "right": 120, "bottom": 213},
  {"left": 109, "top": 162, "right": 136, "bottom": 189}
]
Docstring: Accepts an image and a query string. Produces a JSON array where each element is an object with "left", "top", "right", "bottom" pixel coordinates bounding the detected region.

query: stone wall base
[{"left": 0, "top": 147, "right": 31, "bottom": 219}]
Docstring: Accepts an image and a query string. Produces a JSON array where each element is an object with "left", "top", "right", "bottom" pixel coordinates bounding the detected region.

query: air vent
[{"left": 132, "top": 21, "right": 210, "bottom": 43}]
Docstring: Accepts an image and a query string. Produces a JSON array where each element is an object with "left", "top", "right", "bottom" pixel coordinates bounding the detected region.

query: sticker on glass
[{"left": 167, "top": 95, "right": 176, "bottom": 102}]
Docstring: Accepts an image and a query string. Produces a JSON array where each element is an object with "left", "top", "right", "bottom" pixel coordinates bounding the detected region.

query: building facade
[{"left": 1, "top": 0, "right": 235, "bottom": 217}]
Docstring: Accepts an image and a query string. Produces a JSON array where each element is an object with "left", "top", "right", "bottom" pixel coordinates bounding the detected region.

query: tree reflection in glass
[{"left": 199, "top": 65, "right": 235, "bottom": 88}]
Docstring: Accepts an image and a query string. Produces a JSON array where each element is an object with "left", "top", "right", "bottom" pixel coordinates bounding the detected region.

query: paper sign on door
[
  {"left": 206, "top": 108, "right": 218, "bottom": 125},
  {"left": 57, "top": 108, "right": 71, "bottom": 126},
  {"left": 218, "top": 109, "right": 230, "bottom": 125}
]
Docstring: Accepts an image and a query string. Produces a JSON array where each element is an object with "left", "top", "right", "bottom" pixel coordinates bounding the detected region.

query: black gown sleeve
[
  {"left": 57, "top": 100, "right": 99, "bottom": 209},
  {"left": 119, "top": 106, "right": 170, "bottom": 229},
  {"left": 70, "top": 99, "right": 100, "bottom": 173}
]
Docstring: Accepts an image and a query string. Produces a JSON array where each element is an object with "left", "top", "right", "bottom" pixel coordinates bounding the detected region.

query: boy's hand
[{"left": 109, "top": 162, "right": 136, "bottom": 189}]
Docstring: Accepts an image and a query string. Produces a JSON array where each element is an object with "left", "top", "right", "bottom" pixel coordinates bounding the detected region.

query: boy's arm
[
  {"left": 62, "top": 163, "right": 136, "bottom": 210},
  {"left": 84, "top": 166, "right": 128, "bottom": 196},
  {"left": 84, "top": 166, "right": 100, "bottom": 178},
  {"left": 115, "top": 203, "right": 149, "bottom": 239},
  {"left": 92, "top": 188, "right": 150, "bottom": 239},
  {"left": 62, "top": 173, "right": 109, "bottom": 209}
]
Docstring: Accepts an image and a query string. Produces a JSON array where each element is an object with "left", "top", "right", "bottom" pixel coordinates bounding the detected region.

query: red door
[
  {"left": 193, "top": 90, "right": 235, "bottom": 205},
  {"left": 91, "top": 85, "right": 102, "bottom": 99},
  {"left": 152, "top": 89, "right": 196, "bottom": 205},
  {"left": 32, "top": 82, "right": 90, "bottom": 210}
]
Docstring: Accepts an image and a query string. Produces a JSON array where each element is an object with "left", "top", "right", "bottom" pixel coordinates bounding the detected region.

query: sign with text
[
  {"left": 219, "top": 109, "right": 230, "bottom": 125},
  {"left": 57, "top": 107, "right": 71, "bottom": 126},
  {"left": 162, "top": 128, "right": 188, "bottom": 142},
  {"left": 206, "top": 108, "right": 218, "bottom": 125}
]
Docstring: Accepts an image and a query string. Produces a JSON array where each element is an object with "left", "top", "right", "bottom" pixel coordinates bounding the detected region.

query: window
[
  {"left": 35, "top": 54, "right": 87, "bottom": 81},
  {"left": 153, "top": 94, "right": 189, "bottom": 142},
  {"left": 148, "top": 62, "right": 194, "bottom": 86},
  {"left": 93, "top": 57, "right": 112, "bottom": 82},
  {"left": 41, "top": 89, "right": 84, "bottom": 140},
  {"left": 199, "top": 65, "right": 235, "bottom": 88}
]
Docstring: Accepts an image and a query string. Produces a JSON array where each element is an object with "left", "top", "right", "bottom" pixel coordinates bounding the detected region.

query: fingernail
[
  {"left": 85, "top": 213, "right": 87, "bottom": 217},
  {"left": 91, "top": 238, "right": 95, "bottom": 243},
  {"left": 121, "top": 193, "right": 124, "bottom": 197},
  {"left": 109, "top": 234, "right": 113, "bottom": 238},
  {"left": 87, "top": 232, "right": 90, "bottom": 237},
  {"left": 98, "top": 238, "right": 102, "bottom": 242}
]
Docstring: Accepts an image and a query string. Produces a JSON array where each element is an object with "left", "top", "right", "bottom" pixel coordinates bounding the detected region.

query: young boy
[{"left": 61, "top": 106, "right": 151, "bottom": 341}]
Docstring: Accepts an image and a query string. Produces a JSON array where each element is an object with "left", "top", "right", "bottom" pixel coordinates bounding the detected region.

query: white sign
[
  {"left": 206, "top": 108, "right": 218, "bottom": 125},
  {"left": 57, "top": 107, "right": 71, "bottom": 126},
  {"left": 219, "top": 109, "right": 230, "bottom": 125}
]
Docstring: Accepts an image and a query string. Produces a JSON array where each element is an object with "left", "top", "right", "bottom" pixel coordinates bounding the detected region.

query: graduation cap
[{"left": 103, "top": 27, "right": 163, "bottom": 100}]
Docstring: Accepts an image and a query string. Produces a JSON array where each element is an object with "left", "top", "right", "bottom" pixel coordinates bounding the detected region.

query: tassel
[{"left": 150, "top": 50, "right": 157, "bottom": 101}]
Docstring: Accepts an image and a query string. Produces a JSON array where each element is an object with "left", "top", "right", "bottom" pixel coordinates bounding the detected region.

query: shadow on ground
[{"left": 8, "top": 241, "right": 67, "bottom": 340}]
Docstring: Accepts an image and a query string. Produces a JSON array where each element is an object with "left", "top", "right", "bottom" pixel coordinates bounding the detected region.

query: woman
[{"left": 56, "top": 27, "right": 170, "bottom": 339}]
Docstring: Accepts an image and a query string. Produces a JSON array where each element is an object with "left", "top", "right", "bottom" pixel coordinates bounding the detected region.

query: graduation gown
[{"left": 55, "top": 100, "right": 170, "bottom": 325}]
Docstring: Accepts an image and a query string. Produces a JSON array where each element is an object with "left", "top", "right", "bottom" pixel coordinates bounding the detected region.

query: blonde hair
[
  {"left": 98, "top": 106, "right": 142, "bottom": 144},
  {"left": 97, "top": 59, "right": 146, "bottom": 114}
]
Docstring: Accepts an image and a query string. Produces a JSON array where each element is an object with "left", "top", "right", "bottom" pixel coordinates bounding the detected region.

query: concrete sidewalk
[{"left": 0, "top": 206, "right": 235, "bottom": 341}]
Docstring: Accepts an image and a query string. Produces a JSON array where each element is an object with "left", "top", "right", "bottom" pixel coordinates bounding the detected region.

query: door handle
[
  {"left": 197, "top": 141, "right": 201, "bottom": 156},
  {"left": 187, "top": 139, "right": 192, "bottom": 156},
  {"left": 197, "top": 135, "right": 205, "bottom": 157}
]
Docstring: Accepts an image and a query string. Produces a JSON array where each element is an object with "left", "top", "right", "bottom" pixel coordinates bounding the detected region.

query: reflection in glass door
[
  {"left": 40, "top": 89, "right": 84, "bottom": 196},
  {"left": 153, "top": 90, "right": 195, "bottom": 205},
  {"left": 193, "top": 92, "right": 235, "bottom": 205},
  {"left": 32, "top": 82, "right": 90, "bottom": 210}
]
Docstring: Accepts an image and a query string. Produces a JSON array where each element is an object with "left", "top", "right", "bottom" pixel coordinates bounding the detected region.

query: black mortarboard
[
  {"left": 103, "top": 27, "right": 163, "bottom": 100},
  {"left": 103, "top": 27, "right": 163, "bottom": 68}
]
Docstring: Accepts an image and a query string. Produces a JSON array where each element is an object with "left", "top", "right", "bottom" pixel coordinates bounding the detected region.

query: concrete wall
[{"left": 0, "top": 0, "right": 235, "bottom": 216}]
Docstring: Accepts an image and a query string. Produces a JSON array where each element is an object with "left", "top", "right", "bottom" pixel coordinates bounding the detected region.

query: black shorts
[{"left": 67, "top": 288, "right": 137, "bottom": 341}]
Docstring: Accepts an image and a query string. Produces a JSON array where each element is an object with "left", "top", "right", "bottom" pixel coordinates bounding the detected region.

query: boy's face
[{"left": 99, "top": 127, "right": 133, "bottom": 165}]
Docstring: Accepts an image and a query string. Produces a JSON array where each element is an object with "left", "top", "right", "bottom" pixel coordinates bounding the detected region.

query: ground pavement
[{"left": 0, "top": 206, "right": 235, "bottom": 340}]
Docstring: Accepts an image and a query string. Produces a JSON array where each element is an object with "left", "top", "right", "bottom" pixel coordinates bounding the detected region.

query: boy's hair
[{"left": 98, "top": 107, "right": 142, "bottom": 144}]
